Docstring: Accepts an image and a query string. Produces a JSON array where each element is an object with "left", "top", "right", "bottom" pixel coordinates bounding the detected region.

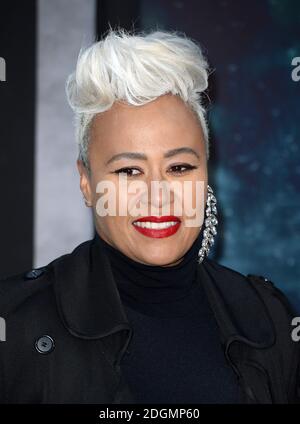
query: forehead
[{"left": 89, "top": 94, "right": 204, "bottom": 155}]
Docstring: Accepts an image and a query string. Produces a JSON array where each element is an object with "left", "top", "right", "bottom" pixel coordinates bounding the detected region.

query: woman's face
[{"left": 78, "top": 93, "right": 208, "bottom": 266}]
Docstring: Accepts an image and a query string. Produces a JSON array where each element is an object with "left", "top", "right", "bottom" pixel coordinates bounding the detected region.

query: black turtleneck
[
  {"left": 95, "top": 229, "right": 203, "bottom": 317},
  {"left": 94, "top": 231, "right": 244, "bottom": 403}
]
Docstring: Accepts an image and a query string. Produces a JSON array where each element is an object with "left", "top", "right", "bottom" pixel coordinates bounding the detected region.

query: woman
[{"left": 0, "top": 28, "right": 299, "bottom": 404}]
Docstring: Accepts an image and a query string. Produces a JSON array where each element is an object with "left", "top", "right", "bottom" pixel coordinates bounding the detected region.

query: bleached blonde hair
[{"left": 65, "top": 27, "right": 211, "bottom": 171}]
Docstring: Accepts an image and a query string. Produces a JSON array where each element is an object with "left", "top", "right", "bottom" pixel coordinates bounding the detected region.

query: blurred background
[{"left": 0, "top": 0, "right": 299, "bottom": 311}]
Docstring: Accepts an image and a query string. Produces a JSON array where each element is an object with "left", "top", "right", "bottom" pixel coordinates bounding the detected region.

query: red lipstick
[{"left": 132, "top": 216, "right": 181, "bottom": 238}]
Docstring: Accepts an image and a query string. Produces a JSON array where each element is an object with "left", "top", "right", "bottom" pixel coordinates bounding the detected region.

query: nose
[{"left": 140, "top": 169, "right": 175, "bottom": 212}]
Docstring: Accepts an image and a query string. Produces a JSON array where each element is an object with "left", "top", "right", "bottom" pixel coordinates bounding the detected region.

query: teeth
[{"left": 133, "top": 221, "right": 179, "bottom": 229}]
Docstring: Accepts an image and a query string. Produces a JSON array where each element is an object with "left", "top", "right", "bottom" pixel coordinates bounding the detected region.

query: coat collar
[
  {"left": 52, "top": 236, "right": 276, "bottom": 364},
  {"left": 53, "top": 236, "right": 132, "bottom": 340},
  {"left": 198, "top": 259, "right": 276, "bottom": 348}
]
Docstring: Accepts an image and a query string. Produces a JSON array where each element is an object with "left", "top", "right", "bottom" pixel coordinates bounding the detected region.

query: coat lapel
[
  {"left": 199, "top": 259, "right": 278, "bottom": 403},
  {"left": 52, "top": 236, "right": 133, "bottom": 368},
  {"left": 199, "top": 258, "right": 276, "bottom": 347}
]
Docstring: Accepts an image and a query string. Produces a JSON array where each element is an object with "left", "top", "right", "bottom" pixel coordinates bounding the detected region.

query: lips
[
  {"left": 132, "top": 215, "right": 181, "bottom": 238},
  {"left": 134, "top": 216, "right": 181, "bottom": 223}
]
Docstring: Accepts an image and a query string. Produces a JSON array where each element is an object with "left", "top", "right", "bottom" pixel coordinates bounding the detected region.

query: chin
[{"left": 138, "top": 253, "right": 180, "bottom": 267}]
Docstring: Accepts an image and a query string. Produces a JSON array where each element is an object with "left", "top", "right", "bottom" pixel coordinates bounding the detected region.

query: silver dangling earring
[{"left": 198, "top": 184, "right": 218, "bottom": 264}]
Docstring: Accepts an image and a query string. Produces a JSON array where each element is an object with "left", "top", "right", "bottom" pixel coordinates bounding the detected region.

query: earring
[
  {"left": 198, "top": 184, "right": 218, "bottom": 264},
  {"left": 83, "top": 195, "right": 92, "bottom": 207}
]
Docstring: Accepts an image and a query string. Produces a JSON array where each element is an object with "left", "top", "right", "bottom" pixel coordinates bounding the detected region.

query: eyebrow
[{"left": 105, "top": 147, "right": 200, "bottom": 166}]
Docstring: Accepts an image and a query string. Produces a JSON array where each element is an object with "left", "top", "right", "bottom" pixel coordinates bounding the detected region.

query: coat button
[
  {"left": 259, "top": 275, "right": 269, "bottom": 282},
  {"left": 35, "top": 335, "right": 55, "bottom": 354},
  {"left": 258, "top": 275, "right": 275, "bottom": 287}
]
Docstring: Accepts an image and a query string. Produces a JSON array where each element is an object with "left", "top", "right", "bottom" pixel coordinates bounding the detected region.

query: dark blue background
[{"left": 141, "top": 0, "right": 300, "bottom": 312}]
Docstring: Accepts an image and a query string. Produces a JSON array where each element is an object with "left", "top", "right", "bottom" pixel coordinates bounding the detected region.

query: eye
[
  {"left": 114, "top": 167, "right": 142, "bottom": 177},
  {"left": 168, "top": 164, "right": 198, "bottom": 175}
]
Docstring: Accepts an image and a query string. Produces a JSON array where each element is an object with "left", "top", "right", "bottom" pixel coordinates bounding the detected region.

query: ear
[{"left": 77, "top": 159, "right": 92, "bottom": 207}]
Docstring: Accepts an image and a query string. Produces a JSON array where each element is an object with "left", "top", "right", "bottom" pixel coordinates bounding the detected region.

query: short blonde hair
[{"left": 66, "top": 27, "right": 211, "bottom": 170}]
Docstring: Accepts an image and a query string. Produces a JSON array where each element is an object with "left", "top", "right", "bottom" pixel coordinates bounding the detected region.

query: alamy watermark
[
  {"left": 94, "top": 176, "right": 205, "bottom": 227},
  {"left": 0, "top": 57, "right": 6, "bottom": 82},
  {"left": 291, "top": 57, "right": 300, "bottom": 82},
  {"left": 291, "top": 317, "right": 300, "bottom": 342},
  {"left": 0, "top": 317, "right": 6, "bottom": 341}
]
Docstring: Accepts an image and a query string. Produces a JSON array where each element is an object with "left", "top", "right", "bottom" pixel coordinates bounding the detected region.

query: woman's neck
[{"left": 94, "top": 231, "right": 203, "bottom": 305}]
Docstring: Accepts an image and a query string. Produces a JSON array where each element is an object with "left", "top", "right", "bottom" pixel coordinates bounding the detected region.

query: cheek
[
  {"left": 118, "top": 183, "right": 149, "bottom": 219},
  {"left": 181, "top": 177, "right": 207, "bottom": 228},
  {"left": 182, "top": 179, "right": 206, "bottom": 209},
  {"left": 117, "top": 187, "right": 130, "bottom": 216},
  {"left": 95, "top": 215, "right": 130, "bottom": 248}
]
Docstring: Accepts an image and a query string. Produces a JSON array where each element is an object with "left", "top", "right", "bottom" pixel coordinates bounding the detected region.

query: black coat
[{"left": 0, "top": 236, "right": 299, "bottom": 404}]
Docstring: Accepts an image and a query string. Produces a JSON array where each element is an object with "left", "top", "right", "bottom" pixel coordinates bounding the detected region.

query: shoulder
[
  {"left": 203, "top": 257, "right": 297, "bottom": 324},
  {"left": 204, "top": 257, "right": 286, "bottom": 294},
  {"left": 202, "top": 257, "right": 298, "bottom": 351},
  {"left": 0, "top": 265, "right": 53, "bottom": 319},
  {"left": 0, "top": 238, "right": 92, "bottom": 319},
  {"left": 203, "top": 259, "right": 300, "bottom": 402}
]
